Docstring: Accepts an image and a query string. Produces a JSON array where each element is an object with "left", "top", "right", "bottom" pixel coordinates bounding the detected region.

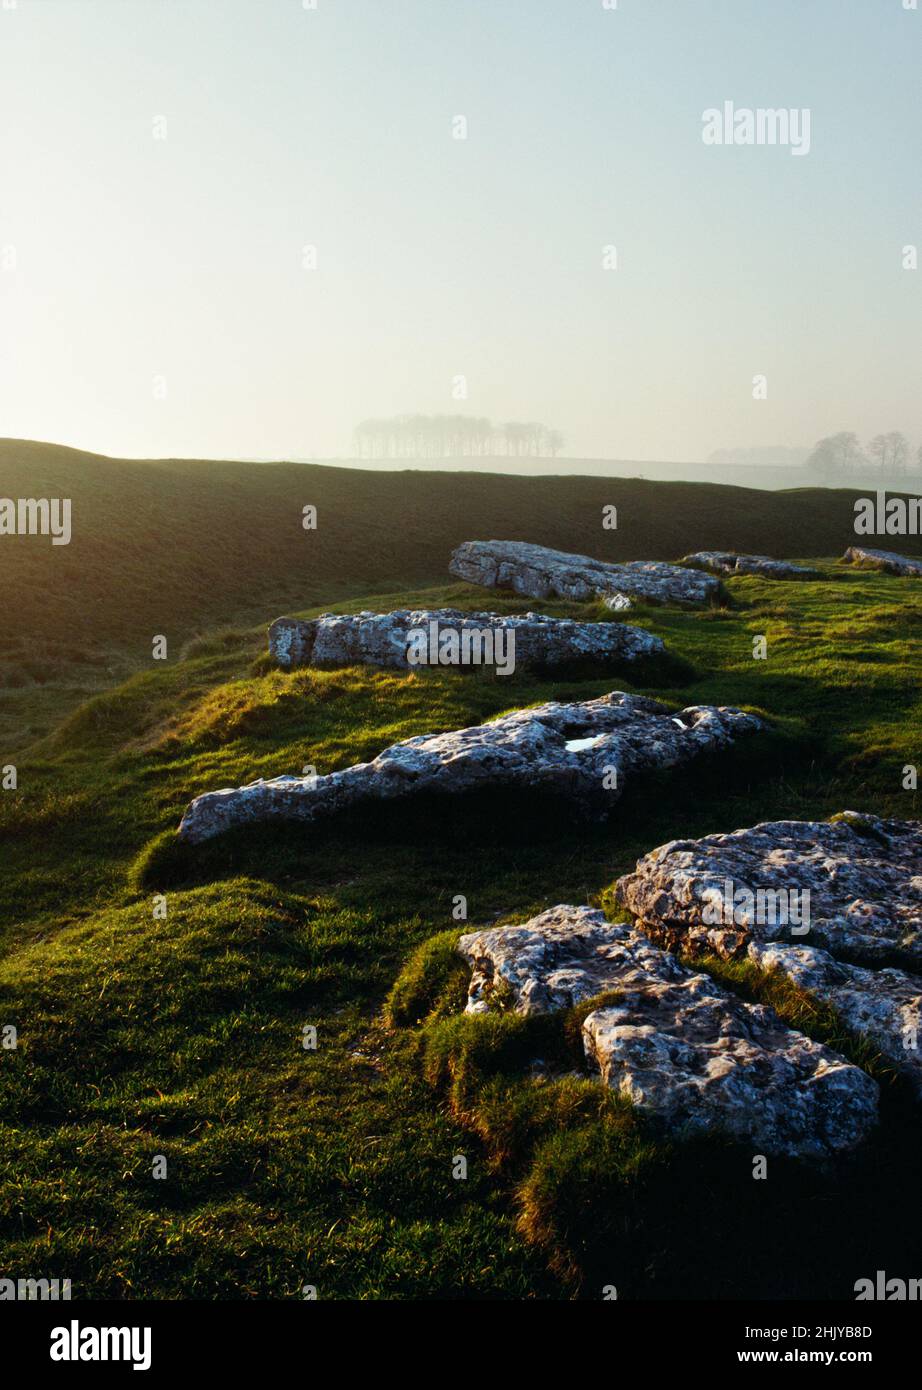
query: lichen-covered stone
[
  {"left": 268, "top": 608, "right": 664, "bottom": 671},
  {"left": 178, "top": 692, "right": 762, "bottom": 843},
  {"left": 681, "top": 551, "right": 818, "bottom": 580},
  {"left": 449, "top": 539, "right": 720, "bottom": 607},
  {"left": 614, "top": 814, "right": 922, "bottom": 1099},
  {"left": 459, "top": 905, "right": 686, "bottom": 1015},
  {"left": 458, "top": 906, "right": 878, "bottom": 1157},
  {"left": 615, "top": 814, "right": 922, "bottom": 966},
  {"left": 842, "top": 546, "right": 922, "bottom": 577},
  {"left": 745, "top": 941, "right": 922, "bottom": 1098}
]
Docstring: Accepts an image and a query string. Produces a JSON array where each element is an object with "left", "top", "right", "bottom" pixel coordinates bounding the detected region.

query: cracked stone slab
[
  {"left": 178, "top": 692, "right": 762, "bottom": 843},
  {"left": 744, "top": 941, "right": 922, "bottom": 1099},
  {"left": 615, "top": 814, "right": 922, "bottom": 966},
  {"left": 268, "top": 608, "right": 665, "bottom": 671},
  {"left": 842, "top": 546, "right": 922, "bottom": 577},
  {"left": 458, "top": 906, "right": 878, "bottom": 1157},
  {"left": 448, "top": 539, "right": 720, "bottom": 607},
  {"left": 680, "top": 551, "right": 818, "bottom": 580}
]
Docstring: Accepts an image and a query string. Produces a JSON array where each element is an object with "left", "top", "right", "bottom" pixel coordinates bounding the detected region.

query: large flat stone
[
  {"left": 449, "top": 540, "right": 720, "bottom": 607},
  {"left": 458, "top": 906, "right": 878, "bottom": 1157},
  {"left": 680, "top": 551, "right": 818, "bottom": 580},
  {"left": 842, "top": 546, "right": 922, "bottom": 577},
  {"left": 178, "top": 692, "right": 762, "bottom": 843},
  {"left": 615, "top": 814, "right": 922, "bottom": 966},
  {"left": 268, "top": 608, "right": 664, "bottom": 672}
]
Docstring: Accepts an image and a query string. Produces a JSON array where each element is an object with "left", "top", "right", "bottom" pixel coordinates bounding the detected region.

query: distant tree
[
  {"left": 504, "top": 422, "right": 530, "bottom": 457},
  {"left": 353, "top": 418, "right": 382, "bottom": 459},
  {"left": 887, "top": 431, "right": 909, "bottom": 476},
  {"left": 867, "top": 434, "right": 888, "bottom": 472},
  {"left": 353, "top": 413, "right": 563, "bottom": 459},
  {"left": 526, "top": 422, "right": 544, "bottom": 456},
  {"left": 868, "top": 431, "right": 909, "bottom": 475},
  {"left": 806, "top": 432, "right": 863, "bottom": 478}
]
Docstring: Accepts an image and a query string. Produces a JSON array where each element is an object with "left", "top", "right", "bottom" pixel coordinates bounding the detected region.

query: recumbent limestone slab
[
  {"left": 457, "top": 906, "right": 878, "bottom": 1157},
  {"left": 268, "top": 608, "right": 665, "bottom": 671},
  {"left": 448, "top": 539, "right": 720, "bottom": 608},
  {"left": 614, "top": 814, "right": 922, "bottom": 1096},
  {"left": 842, "top": 546, "right": 922, "bottom": 577},
  {"left": 177, "top": 692, "right": 762, "bottom": 843},
  {"left": 680, "top": 551, "right": 818, "bottom": 580}
]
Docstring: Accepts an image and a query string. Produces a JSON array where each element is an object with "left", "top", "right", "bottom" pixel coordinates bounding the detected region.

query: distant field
[{"left": 3, "top": 437, "right": 921, "bottom": 750}]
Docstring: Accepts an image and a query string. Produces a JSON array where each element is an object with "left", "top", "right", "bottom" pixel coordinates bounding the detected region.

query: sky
[{"left": 0, "top": 0, "right": 920, "bottom": 465}]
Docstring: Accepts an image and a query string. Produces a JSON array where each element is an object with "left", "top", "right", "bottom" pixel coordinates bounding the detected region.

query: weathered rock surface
[
  {"left": 449, "top": 539, "right": 720, "bottom": 607},
  {"left": 460, "top": 905, "right": 686, "bottom": 1015},
  {"left": 178, "top": 692, "right": 762, "bottom": 843},
  {"left": 745, "top": 941, "right": 922, "bottom": 1098},
  {"left": 615, "top": 813, "right": 922, "bottom": 966},
  {"left": 268, "top": 608, "right": 664, "bottom": 671},
  {"left": 458, "top": 906, "right": 878, "bottom": 1157},
  {"left": 842, "top": 546, "right": 922, "bottom": 577},
  {"left": 680, "top": 551, "right": 818, "bottom": 580}
]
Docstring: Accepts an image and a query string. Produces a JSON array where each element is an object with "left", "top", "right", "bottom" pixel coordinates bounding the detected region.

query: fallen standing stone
[
  {"left": 680, "top": 551, "right": 818, "bottom": 580},
  {"left": 614, "top": 814, "right": 922, "bottom": 1096},
  {"left": 449, "top": 539, "right": 720, "bottom": 607},
  {"left": 268, "top": 608, "right": 665, "bottom": 672},
  {"left": 842, "top": 546, "right": 922, "bottom": 577},
  {"left": 615, "top": 813, "right": 922, "bottom": 966},
  {"left": 457, "top": 906, "right": 878, "bottom": 1157},
  {"left": 178, "top": 692, "right": 762, "bottom": 843}
]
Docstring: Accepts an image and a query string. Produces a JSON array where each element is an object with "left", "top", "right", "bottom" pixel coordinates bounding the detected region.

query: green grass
[{"left": 1, "top": 510, "right": 921, "bottom": 1297}]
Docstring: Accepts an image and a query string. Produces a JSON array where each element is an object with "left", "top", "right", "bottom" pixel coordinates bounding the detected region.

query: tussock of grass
[
  {"left": 129, "top": 828, "right": 198, "bottom": 893},
  {"left": 517, "top": 1111, "right": 669, "bottom": 1286},
  {"left": 383, "top": 930, "right": 468, "bottom": 1027}
]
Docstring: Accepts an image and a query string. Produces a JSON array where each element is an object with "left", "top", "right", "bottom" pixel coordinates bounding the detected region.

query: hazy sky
[{"left": 1, "top": 0, "right": 920, "bottom": 464}]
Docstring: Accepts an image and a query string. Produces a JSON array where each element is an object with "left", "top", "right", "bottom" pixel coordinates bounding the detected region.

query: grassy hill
[
  {"left": 3, "top": 436, "right": 920, "bottom": 751},
  {"left": 1, "top": 543, "right": 920, "bottom": 1297}
]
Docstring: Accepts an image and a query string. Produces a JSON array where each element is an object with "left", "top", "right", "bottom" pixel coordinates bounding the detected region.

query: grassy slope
[
  {"left": 1, "top": 558, "right": 920, "bottom": 1299},
  {"left": 3, "top": 436, "right": 921, "bottom": 751}
]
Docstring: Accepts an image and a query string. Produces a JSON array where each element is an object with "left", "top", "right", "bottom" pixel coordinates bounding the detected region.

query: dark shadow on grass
[
  {"left": 572, "top": 1082, "right": 921, "bottom": 1300},
  {"left": 527, "top": 648, "right": 697, "bottom": 688}
]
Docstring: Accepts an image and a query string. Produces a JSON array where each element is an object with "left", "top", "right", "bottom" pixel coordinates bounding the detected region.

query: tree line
[
  {"left": 353, "top": 414, "right": 564, "bottom": 459},
  {"left": 807, "top": 431, "right": 920, "bottom": 478}
]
